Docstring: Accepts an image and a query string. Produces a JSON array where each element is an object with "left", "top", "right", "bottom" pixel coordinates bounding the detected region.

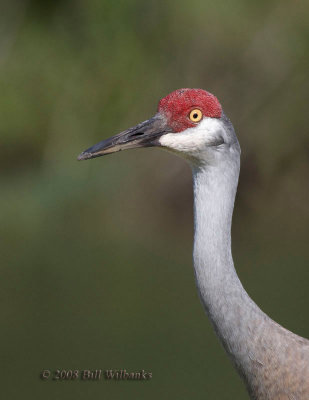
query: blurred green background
[{"left": 1, "top": 1, "right": 309, "bottom": 399}]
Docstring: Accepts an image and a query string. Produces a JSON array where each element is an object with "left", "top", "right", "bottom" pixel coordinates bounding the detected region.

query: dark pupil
[{"left": 193, "top": 113, "right": 198, "bottom": 119}]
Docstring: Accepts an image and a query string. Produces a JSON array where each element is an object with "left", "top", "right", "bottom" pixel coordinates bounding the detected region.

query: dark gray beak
[{"left": 78, "top": 113, "right": 170, "bottom": 161}]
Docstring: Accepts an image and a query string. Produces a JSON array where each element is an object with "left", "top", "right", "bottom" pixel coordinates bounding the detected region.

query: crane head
[{"left": 78, "top": 88, "right": 239, "bottom": 164}]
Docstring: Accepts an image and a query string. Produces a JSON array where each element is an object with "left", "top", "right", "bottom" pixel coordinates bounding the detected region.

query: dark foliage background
[{"left": 1, "top": 1, "right": 309, "bottom": 399}]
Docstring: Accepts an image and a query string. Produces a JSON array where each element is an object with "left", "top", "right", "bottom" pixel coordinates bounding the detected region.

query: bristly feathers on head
[{"left": 158, "top": 88, "right": 222, "bottom": 132}]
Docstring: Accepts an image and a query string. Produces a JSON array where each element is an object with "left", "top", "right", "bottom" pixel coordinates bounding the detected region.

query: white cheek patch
[{"left": 159, "top": 118, "right": 223, "bottom": 153}]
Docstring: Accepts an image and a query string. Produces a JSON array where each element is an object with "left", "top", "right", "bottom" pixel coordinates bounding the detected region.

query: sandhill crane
[{"left": 78, "top": 88, "right": 309, "bottom": 399}]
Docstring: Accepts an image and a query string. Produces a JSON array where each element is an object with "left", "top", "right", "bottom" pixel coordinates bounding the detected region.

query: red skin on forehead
[{"left": 158, "top": 88, "right": 222, "bottom": 132}]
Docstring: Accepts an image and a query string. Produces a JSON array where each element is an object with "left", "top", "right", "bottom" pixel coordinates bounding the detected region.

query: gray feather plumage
[{"left": 191, "top": 115, "right": 309, "bottom": 400}]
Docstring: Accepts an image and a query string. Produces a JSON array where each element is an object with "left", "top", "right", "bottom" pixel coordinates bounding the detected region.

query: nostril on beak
[{"left": 130, "top": 131, "right": 144, "bottom": 137}]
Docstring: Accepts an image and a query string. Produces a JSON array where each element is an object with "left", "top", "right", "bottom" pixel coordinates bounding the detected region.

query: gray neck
[{"left": 191, "top": 153, "right": 267, "bottom": 379}]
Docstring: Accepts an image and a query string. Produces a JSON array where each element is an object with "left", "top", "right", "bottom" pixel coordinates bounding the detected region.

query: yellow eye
[{"left": 189, "top": 109, "right": 203, "bottom": 123}]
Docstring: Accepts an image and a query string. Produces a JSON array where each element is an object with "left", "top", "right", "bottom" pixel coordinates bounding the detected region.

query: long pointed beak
[{"left": 78, "top": 113, "right": 170, "bottom": 161}]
